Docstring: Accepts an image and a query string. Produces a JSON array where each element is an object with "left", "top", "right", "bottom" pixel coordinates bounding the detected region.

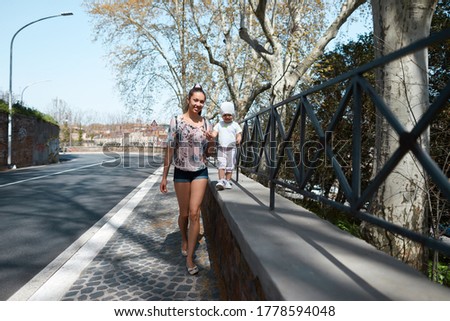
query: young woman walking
[{"left": 159, "top": 84, "right": 213, "bottom": 275}]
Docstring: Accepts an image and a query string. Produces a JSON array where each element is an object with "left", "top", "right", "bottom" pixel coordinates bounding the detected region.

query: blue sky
[{"left": 0, "top": 0, "right": 124, "bottom": 122}]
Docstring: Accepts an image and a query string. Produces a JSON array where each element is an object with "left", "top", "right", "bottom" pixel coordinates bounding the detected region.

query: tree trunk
[{"left": 363, "top": 0, "right": 437, "bottom": 271}]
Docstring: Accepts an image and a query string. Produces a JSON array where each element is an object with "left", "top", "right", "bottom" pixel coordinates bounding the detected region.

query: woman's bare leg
[
  {"left": 185, "top": 178, "right": 208, "bottom": 268},
  {"left": 174, "top": 182, "right": 190, "bottom": 254}
]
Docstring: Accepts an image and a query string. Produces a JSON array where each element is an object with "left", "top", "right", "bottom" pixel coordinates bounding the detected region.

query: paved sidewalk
[
  {"left": 13, "top": 168, "right": 221, "bottom": 301},
  {"left": 64, "top": 171, "right": 220, "bottom": 301}
]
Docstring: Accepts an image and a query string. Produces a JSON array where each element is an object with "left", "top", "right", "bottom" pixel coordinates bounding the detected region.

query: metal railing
[{"left": 236, "top": 28, "right": 450, "bottom": 256}]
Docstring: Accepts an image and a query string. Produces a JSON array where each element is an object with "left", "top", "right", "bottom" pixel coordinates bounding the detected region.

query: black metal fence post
[{"left": 269, "top": 104, "right": 276, "bottom": 210}]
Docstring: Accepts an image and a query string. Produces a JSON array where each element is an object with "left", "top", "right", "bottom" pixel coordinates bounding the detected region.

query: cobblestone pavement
[{"left": 61, "top": 177, "right": 221, "bottom": 301}]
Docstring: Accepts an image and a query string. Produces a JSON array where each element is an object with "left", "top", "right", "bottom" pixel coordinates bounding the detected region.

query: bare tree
[
  {"left": 238, "top": 0, "right": 367, "bottom": 105},
  {"left": 46, "top": 98, "right": 72, "bottom": 125},
  {"left": 189, "top": 0, "right": 271, "bottom": 120},
  {"left": 85, "top": 0, "right": 220, "bottom": 118},
  {"left": 363, "top": 0, "right": 438, "bottom": 271},
  {"left": 86, "top": 0, "right": 368, "bottom": 120}
]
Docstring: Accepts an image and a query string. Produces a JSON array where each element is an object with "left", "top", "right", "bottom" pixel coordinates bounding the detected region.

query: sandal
[
  {"left": 181, "top": 249, "right": 187, "bottom": 257},
  {"left": 186, "top": 264, "right": 199, "bottom": 275}
]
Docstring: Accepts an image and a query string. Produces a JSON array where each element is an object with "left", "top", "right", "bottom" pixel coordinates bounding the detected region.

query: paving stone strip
[{"left": 62, "top": 179, "right": 221, "bottom": 301}]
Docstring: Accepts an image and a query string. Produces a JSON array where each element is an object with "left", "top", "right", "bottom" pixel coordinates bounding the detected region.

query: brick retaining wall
[
  {"left": 0, "top": 111, "right": 59, "bottom": 168},
  {"left": 201, "top": 181, "right": 266, "bottom": 300}
]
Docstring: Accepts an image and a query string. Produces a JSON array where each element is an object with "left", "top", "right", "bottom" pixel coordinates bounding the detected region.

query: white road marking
[{"left": 0, "top": 160, "right": 116, "bottom": 188}]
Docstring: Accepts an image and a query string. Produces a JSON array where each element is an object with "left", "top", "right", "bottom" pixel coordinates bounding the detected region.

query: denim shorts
[{"left": 174, "top": 167, "right": 208, "bottom": 183}]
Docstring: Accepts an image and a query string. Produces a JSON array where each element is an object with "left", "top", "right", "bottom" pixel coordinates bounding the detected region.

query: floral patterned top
[{"left": 168, "top": 115, "right": 211, "bottom": 172}]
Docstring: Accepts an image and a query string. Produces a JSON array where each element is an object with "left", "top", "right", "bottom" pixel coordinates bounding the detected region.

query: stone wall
[
  {"left": 201, "top": 173, "right": 450, "bottom": 301},
  {"left": 201, "top": 184, "right": 266, "bottom": 300},
  {"left": 0, "top": 111, "right": 59, "bottom": 168}
]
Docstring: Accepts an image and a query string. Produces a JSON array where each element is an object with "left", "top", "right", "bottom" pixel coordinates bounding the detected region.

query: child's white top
[{"left": 213, "top": 120, "right": 242, "bottom": 148}]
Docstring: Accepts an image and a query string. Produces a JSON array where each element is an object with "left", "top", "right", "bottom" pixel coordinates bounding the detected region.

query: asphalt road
[{"left": 0, "top": 152, "right": 162, "bottom": 300}]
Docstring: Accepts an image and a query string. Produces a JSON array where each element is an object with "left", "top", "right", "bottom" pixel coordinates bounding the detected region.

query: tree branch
[
  {"left": 292, "top": 0, "right": 366, "bottom": 79},
  {"left": 238, "top": 27, "right": 272, "bottom": 55}
]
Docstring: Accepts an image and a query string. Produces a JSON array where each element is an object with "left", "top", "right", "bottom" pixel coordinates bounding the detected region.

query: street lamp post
[
  {"left": 20, "top": 80, "right": 51, "bottom": 105},
  {"left": 7, "top": 12, "right": 73, "bottom": 168}
]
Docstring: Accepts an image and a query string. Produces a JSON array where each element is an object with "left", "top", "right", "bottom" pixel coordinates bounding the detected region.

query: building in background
[{"left": 60, "top": 120, "right": 169, "bottom": 149}]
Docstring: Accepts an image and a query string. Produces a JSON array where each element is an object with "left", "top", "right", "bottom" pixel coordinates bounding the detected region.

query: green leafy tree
[
  {"left": 306, "top": 34, "right": 375, "bottom": 205},
  {"left": 427, "top": 0, "right": 450, "bottom": 282}
]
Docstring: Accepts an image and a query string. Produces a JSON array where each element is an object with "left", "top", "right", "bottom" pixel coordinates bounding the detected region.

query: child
[{"left": 211, "top": 101, "right": 242, "bottom": 190}]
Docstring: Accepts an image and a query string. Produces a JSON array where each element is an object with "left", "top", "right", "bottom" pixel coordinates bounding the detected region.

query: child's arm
[
  {"left": 236, "top": 132, "right": 242, "bottom": 145},
  {"left": 209, "top": 123, "right": 219, "bottom": 138},
  {"left": 210, "top": 130, "right": 218, "bottom": 138}
]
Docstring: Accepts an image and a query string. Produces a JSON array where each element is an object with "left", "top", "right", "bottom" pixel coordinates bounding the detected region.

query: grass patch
[{"left": 0, "top": 99, "right": 57, "bottom": 126}]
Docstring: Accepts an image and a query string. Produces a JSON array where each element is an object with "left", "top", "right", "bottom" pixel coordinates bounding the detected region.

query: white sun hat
[{"left": 220, "top": 101, "right": 235, "bottom": 116}]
